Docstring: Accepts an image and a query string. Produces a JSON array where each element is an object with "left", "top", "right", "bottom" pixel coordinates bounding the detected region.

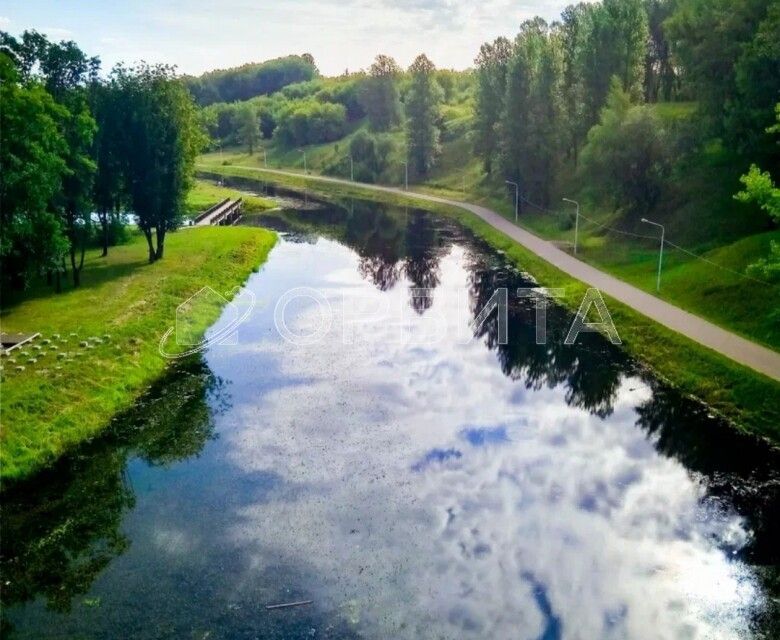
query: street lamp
[
  {"left": 402, "top": 161, "right": 408, "bottom": 191},
  {"left": 299, "top": 149, "right": 307, "bottom": 173},
  {"left": 262, "top": 147, "right": 267, "bottom": 168},
  {"left": 641, "top": 217, "right": 665, "bottom": 292},
  {"left": 505, "top": 180, "right": 519, "bottom": 222},
  {"left": 562, "top": 198, "right": 580, "bottom": 255},
  {"left": 349, "top": 155, "right": 354, "bottom": 181}
]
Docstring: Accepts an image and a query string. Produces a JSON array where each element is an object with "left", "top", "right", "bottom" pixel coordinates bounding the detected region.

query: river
[{"left": 2, "top": 188, "right": 778, "bottom": 639}]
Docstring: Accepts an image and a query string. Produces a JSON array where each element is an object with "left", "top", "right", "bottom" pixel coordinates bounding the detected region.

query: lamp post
[
  {"left": 263, "top": 148, "right": 267, "bottom": 168},
  {"left": 641, "top": 217, "right": 665, "bottom": 292},
  {"left": 349, "top": 155, "right": 354, "bottom": 181},
  {"left": 505, "top": 180, "right": 519, "bottom": 222},
  {"left": 562, "top": 198, "right": 580, "bottom": 255},
  {"left": 402, "top": 161, "right": 408, "bottom": 191},
  {"left": 299, "top": 149, "right": 307, "bottom": 173}
]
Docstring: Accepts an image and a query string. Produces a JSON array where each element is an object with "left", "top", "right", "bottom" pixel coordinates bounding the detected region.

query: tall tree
[
  {"left": 41, "top": 38, "right": 99, "bottom": 287},
  {"left": 0, "top": 53, "right": 69, "bottom": 290},
  {"left": 1, "top": 31, "right": 100, "bottom": 288},
  {"left": 360, "top": 54, "right": 402, "bottom": 131},
  {"left": 473, "top": 37, "right": 512, "bottom": 174},
  {"left": 643, "top": 0, "right": 676, "bottom": 102},
  {"left": 114, "top": 63, "right": 204, "bottom": 262},
  {"left": 560, "top": 2, "right": 597, "bottom": 164},
  {"left": 237, "top": 103, "right": 260, "bottom": 154},
  {"left": 405, "top": 54, "right": 443, "bottom": 176},
  {"left": 500, "top": 19, "right": 565, "bottom": 208},
  {"left": 91, "top": 81, "right": 126, "bottom": 257},
  {"left": 579, "top": 0, "right": 648, "bottom": 129}
]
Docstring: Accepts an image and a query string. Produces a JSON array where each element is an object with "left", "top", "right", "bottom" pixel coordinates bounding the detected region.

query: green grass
[
  {"left": 200, "top": 163, "right": 780, "bottom": 444},
  {"left": 0, "top": 226, "right": 277, "bottom": 481}
]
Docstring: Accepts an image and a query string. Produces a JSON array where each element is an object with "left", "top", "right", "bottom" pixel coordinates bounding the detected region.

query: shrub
[{"left": 273, "top": 99, "right": 347, "bottom": 147}]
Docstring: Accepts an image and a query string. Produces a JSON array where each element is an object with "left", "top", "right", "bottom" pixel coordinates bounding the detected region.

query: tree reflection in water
[
  {"left": 254, "top": 194, "right": 779, "bottom": 628},
  {"left": 0, "top": 358, "right": 221, "bottom": 631}
]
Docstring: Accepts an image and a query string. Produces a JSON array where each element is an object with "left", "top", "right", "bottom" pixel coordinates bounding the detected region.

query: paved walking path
[{"left": 213, "top": 165, "right": 780, "bottom": 381}]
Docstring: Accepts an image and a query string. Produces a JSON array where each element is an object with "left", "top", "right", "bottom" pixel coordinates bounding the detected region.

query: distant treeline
[{"left": 184, "top": 54, "right": 319, "bottom": 105}]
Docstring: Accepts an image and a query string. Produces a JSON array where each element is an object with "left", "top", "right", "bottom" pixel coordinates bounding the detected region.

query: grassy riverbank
[
  {"left": 0, "top": 226, "right": 277, "bottom": 481},
  {"left": 203, "top": 164, "right": 780, "bottom": 443}
]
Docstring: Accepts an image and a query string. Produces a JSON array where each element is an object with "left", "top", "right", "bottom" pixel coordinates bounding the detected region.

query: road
[{"left": 212, "top": 165, "right": 780, "bottom": 381}]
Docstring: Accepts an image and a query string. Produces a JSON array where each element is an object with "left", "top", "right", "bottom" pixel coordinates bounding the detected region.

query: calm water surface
[{"left": 2, "top": 192, "right": 779, "bottom": 639}]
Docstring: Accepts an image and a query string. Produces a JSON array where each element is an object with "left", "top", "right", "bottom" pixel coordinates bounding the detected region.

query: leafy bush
[
  {"left": 580, "top": 78, "right": 672, "bottom": 217},
  {"left": 273, "top": 99, "right": 347, "bottom": 146},
  {"left": 347, "top": 130, "right": 395, "bottom": 183}
]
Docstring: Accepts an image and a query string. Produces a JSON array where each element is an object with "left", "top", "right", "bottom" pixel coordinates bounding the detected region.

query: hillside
[{"left": 199, "top": 95, "right": 780, "bottom": 351}]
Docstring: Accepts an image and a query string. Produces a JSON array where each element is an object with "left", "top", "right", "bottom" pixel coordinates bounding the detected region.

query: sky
[{"left": 1, "top": 1, "right": 582, "bottom": 77}]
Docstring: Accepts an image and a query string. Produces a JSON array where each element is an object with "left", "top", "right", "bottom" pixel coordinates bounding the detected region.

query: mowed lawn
[{"left": 0, "top": 226, "right": 277, "bottom": 481}]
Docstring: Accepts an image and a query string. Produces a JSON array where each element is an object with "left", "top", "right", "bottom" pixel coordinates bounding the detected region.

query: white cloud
[{"left": 198, "top": 236, "right": 763, "bottom": 639}]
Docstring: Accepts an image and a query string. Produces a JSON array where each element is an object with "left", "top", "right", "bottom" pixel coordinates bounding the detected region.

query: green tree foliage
[
  {"left": 500, "top": 19, "right": 565, "bottom": 208},
  {"left": 560, "top": 2, "right": 597, "bottom": 163},
  {"left": 348, "top": 130, "right": 395, "bottom": 182},
  {"left": 91, "top": 82, "right": 127, "bottom": 257},
  {"left": 1, "top": 31, "right": 99, "bottom": 289},
  {"left": 237, "top": 103, "right": 260, "bottom": 154},
  {"left": 580, "top": 78, "right": 672, "bottom": 217},
  {"left": 273, "top": 98, "right": 347, "bottom": 147},
  {"left": 473, "top": 37, "right": 512, "bottom": 173},
  {"left": 666, "top": 0, "right": 779, "bottom": 159},
  {"left": 643, "top": 0, "right": 677, "bottom": 102},
  {"left": 735, "top": 164, "right": 780, "bottom": 221},
  {"left": 734, "top": 105, "right": 780, "bottom": 280},
  {"left": 0, "top": 55, "right": 69, "bottom": 290},
  {"left": 113, "top": 63, "right": 204, "bottom": 262},
  {"left": 579, "top": 0, "right": 648, "bottom": 128},
  {"left": 360, "top": 55, "right": 402, "bottom": 131},
  {"left": 10, "top": 33, "right": 99, "bottom": 287},
  {"left": 405, "top": 54, "right": 443, "bottom": 176},
  {"left": 59, "top": 97, "right": 97, "bottom": 287},
  {"left": 185, "top": 55, "right": 318, "bottom": 105}
]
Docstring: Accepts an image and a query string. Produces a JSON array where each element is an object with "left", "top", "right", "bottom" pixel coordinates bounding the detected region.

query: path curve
[{"left": 218, "top": 165, "right": 780, "bottom": 381}]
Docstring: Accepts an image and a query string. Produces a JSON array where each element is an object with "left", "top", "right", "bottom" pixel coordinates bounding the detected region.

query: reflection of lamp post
[
  {"left": 402, "top": 161, "right": 408, "bottom": 191},
  {"left": 562, "top": 198, "right": 580, "bottom": 255},
  {"left": 299, "top": 149, "right": 307, "bottom": 173},
  {"left": 505, "top": 180, "right": 519, "bottom": 222},
  {"left": 349, "top": 155, "right": 354, "bottom": 181},
  {"left": 641, "top": 217, "right": 665, "bottom": 292}
]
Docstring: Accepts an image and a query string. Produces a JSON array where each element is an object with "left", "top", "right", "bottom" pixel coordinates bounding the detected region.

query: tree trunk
[
  {"left": 55, "top": 269, "right": 62, "bottom": 293},
  {"left": 70, "top": 244, "right": 81, "bottom": 287},
  {"left": 100, "top": 211, "right": 109, "bottom": 257},
  {"left": 143, "top": 229, "right": 156, "bottom": 263},
  {"left": 155, "top": 227, "right": 166, "bottom": 260},
  {"left": 47, "top": 270, "right": 52, "bottom": 286}
]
